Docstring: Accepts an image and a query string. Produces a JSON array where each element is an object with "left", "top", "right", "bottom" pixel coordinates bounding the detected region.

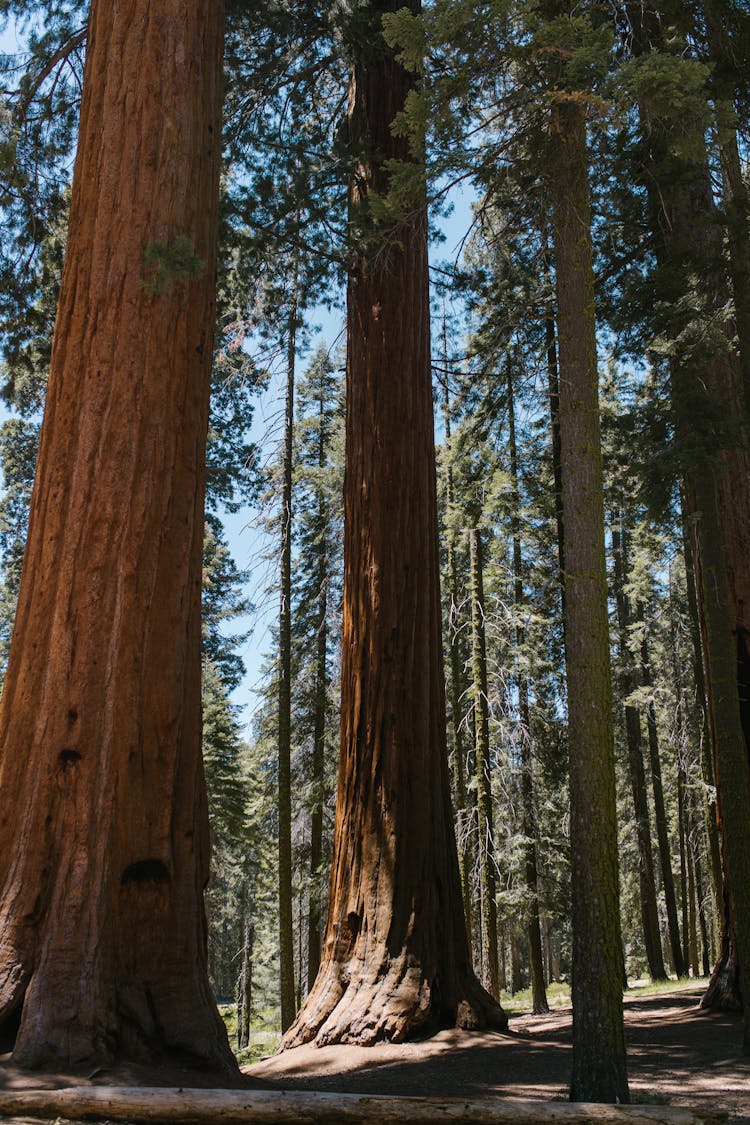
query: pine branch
[{"left": 12, "top": 26, "right": 88, "bottom": 127}]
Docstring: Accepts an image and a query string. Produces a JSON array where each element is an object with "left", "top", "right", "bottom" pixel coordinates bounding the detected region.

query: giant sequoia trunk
[
  {"left": 280, "top": 0, "right": 505, "bottom": 1048},
  {"left": 549, "top": 96, "right": 629, "bottom": 1103},
  {"left": 0, "top": 0, "right": 233, "bottom": 1072}
]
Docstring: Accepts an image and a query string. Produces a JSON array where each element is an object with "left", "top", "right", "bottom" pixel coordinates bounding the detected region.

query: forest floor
[
  {"left": 0, "top": 982, "right": 746, "bottom": 1122},
  {"left": 249, "top": 983, "right": 750, "bottom": 1122}
]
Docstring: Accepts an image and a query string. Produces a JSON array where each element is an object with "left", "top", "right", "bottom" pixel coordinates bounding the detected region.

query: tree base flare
[
  {"left": 280, "top": 956, "right": 507, "bottom": 1050},
  {"left": 0, "top": 947, "right": 237, "bottom": 1077},
  {"left": 700, "top": 954, "right": 742, "bottom": 1012}
]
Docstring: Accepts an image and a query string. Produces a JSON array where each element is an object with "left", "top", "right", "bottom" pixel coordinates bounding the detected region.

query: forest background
[{"left": 0, "top": 0, "right": 749, "bottom": 1086}]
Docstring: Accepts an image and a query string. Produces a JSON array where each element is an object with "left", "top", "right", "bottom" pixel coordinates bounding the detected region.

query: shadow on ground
[{"left": 249, "top": 987, "right": 750, "bottom": 1121}]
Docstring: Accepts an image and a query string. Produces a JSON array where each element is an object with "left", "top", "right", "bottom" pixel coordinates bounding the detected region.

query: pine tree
[
  {"left": 292, "top": 345, "right": 344, "bottom": 993},
  {"left": 543, "top": 7, "right": 628, "bottom": 1100},
  {"left": 469, "top": 525, "right": 500, "bottom": 998},
  {"left": 507, "top": 364, "right": 549, "bottom": 1015},
  {"left": 611, "top": 511, "right": 667, "bottom": 982}
]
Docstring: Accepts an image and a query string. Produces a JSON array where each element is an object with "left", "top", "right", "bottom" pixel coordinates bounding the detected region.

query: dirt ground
[
  {"left": 249, "top": 986, "right": 750, "bottom": 1121},
  {"left": 0, "top": 985, "right": 746, "bottom": 1121}
]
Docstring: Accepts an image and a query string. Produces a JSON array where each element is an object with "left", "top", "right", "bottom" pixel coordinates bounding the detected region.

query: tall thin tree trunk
[
  {"left": 686, "top": 821, "right": 700, "bottom": 977},
  {"left": 440, "top": 330, "right": 474, "bottom": 950},
  {"left": 507, "top": 365, "right": 548, "bottom": 1015},
  {"left": 641, "top": 631, "right": 686, "bottom": 977},
  {"left": 611, "top": 520, "right": 666, "bottom": 981},
  {"left": 469, "top": 527, "right": 500, "bottom": 999},
  {"left": 0, "top": 0, "right": 234, "bottom": 1072},
  {"left": 278, "top": 284, "right": 298, "bottom": 1033},
  {"left": 281, "top": 0, "right": 505, "bottom": 1047},
  {"left": 549, "top": 95, "right": 629, "bottom": 1103},
  {"left": 541, "top": 224, "right": 566, "bottom": 606},
  {"left": 498, "top": 924, "right": 508, "bottom": 993},
  {"left": 510, "top": 927, "right": 522, "bottom": 996},
  {"left": 694, "top": 852, "right": 712, "bottom": 976},
  {"left": 237, "top": 915, "right": 254, "bottom": 1051},
  {"left": 307, "top": 375, "right": 330, "bottom": 992},
  {"left": 677, "top": 751, "right": 690, "bottom": 973}
]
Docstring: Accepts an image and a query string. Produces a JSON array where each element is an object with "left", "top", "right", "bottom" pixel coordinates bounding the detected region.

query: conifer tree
[
  {"left": 469, "top": 526, "right": 500, "bottom": 998},
  {"left": 0, "top": 0, "right": 234, "bottom": 1070},
  {"left": 292, "top": 344, "right": 344, "bottom": 992},
  {"left": 507, "top": 365, "right": 548, "bottom": 1015},
  {"left": 611, "top": 512, "right": 667, "bottom": 982},
  {"left": 544, "top": 6, "right": 629, "bottom": 1100},
  {"left": 621, "top": 0, "right": 750, "bottom": 1047},
  {"left": 282, "top": 0, "right": 505, "bottom": 1046},
  {"left": 438, "top": 354, "right": 475, "bottom": 951}
]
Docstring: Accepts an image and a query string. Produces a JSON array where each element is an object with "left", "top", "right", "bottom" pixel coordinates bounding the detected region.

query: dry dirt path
[{"left": 249, "top": 986, "right": 750, "bottom": 1121}]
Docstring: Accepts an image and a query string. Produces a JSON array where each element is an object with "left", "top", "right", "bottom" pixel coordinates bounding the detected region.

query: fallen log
[{"left": 0, "top": 1087, "right": 728, "bottom": 1124}]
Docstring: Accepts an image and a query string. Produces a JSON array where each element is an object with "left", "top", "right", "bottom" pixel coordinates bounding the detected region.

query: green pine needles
[{"left": 141, "top": 234, "right": 206, "bottom": 296}]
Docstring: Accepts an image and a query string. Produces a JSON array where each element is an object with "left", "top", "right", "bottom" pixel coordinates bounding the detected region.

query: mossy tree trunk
[
  {"left": 0, "top": 0, "right": 234, "bottom": 1073},
  {"left": 280, "top": 0, "right": 506, "bottom": 1048},
  {"left": 549, "top": 95, "right": 629, "bottom": 1104}
]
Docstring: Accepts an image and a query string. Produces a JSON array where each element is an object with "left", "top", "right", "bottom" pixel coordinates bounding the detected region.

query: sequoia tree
[
  {"left": 281, "top": 0, "right": 506, "bottom": 1046},
  {"left": 0, "top": 0, "right": 234, "bottom": 1072}
]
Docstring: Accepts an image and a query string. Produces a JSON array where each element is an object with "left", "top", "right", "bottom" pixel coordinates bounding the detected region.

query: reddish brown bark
[
  {"left": 0, "top": 0, "right": 233, "bottom": 1073},
  {"left": 280, "top": 0, "right": 505, "bottom": 1048}
]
